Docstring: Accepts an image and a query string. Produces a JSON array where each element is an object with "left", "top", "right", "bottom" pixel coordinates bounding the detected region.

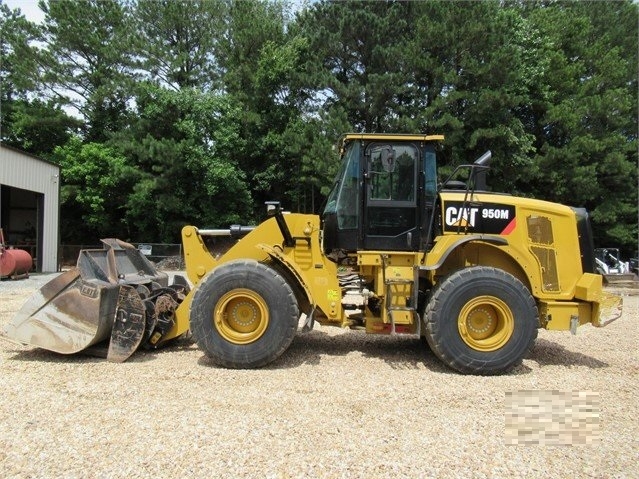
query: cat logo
[
  {"left": 445, "top": 206, "right": 479, "bottom": 228},
  {"left": 443, "top": 202, "right": 516, "bottom": 234}
]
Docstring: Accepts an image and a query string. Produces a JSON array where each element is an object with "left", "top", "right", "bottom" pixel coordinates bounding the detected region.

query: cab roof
[{"left": 341, "top": 133, "right": 445, "bottom": 143}]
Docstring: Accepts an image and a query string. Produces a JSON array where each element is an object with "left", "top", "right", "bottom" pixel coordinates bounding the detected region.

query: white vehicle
[{"left": 595, "top": 248, "right": 635, "bottom": 283}]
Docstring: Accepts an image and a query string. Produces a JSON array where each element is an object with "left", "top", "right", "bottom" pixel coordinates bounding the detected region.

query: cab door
[{"left": 363, "top": 143, "right": 420, "bottom": 251}]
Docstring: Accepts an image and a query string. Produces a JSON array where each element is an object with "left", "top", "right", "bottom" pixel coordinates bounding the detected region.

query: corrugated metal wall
[{"left": 0, "top": 145, "right": 60, "bottom": 272}]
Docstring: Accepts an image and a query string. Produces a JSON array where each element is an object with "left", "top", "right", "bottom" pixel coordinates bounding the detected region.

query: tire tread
[
  {"left": 424, "top": 267, "right": 538, "bottom": 375},
  {"left": 190, "top": 260, "right": 298, "bottom": 368}
]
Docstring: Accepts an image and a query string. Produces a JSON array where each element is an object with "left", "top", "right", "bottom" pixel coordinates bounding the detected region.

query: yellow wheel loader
[{"left": 2, "top": 134, "right": 623, "bottom": 374}]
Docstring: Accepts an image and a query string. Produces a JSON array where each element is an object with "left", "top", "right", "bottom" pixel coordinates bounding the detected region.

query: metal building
[{"left": 0, "top": 144, "right": 60, "bottom": 272}]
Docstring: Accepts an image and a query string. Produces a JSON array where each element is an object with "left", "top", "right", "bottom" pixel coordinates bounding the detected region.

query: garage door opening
[{"left": 0, "top": 185, "right": 43, "bottom": 272}]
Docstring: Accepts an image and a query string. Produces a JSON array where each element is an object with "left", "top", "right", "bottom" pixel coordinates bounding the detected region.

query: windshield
[{"left": 323, "top": 141, "right": 360, "bottom": 229}]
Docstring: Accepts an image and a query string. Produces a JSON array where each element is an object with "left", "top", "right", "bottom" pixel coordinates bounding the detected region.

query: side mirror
[
  {"left": 265, "top": 201, "right": 281, "bottom": 216},
  {"left": 474, "top": 150, "right": 492, "bottom": 166},
  {"left": 472, "top": 151, "right": 491, "bottom": 191},
  {"left": 380, "top": 147, "right": 396, "bottom": 173}
]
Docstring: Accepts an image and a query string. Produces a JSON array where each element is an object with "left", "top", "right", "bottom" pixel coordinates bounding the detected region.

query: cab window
[
  {"left": 368, "top": 144, "right": 417, "bottom": 204},
  {"left": 323, "top": 141, "right": 361, "bottom": 229}
]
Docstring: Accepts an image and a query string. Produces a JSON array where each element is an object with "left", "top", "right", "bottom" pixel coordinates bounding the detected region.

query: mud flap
[{"left": 107, "top": 286, "right": 147, "bottom": 363}]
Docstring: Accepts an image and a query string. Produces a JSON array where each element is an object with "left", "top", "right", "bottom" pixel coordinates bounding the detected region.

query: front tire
[
  {"left": 424, "top": 267, "right": 538, "bottom": 375},
  {"left": 190, "top": 260, "right": 299, "bottom": 368}
]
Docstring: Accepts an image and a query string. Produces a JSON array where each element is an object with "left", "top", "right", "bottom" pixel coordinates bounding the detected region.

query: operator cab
[{"left": 322, "top": 134, "right": 444, "bottom": 254}]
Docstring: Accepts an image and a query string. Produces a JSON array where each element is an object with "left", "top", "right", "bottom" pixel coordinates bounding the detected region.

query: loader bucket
[{"left": 2, "top": 239, "right": 187, "bottom": 362}]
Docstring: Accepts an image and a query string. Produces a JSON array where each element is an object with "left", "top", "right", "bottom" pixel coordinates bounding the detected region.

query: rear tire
[
  {"left": 190, "top": 260, "right": 299, "bottom": 368},
  {"left": 424, "top": 267, "right": 537, "bottom": 375}
]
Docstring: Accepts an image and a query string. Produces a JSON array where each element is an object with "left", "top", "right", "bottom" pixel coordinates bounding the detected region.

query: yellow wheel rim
[
  {"left": 214, "top": 289, "right": 269, "bottom": 344},
  {"left": 458, "top": 296, "right": 514, "bottom": 352}
]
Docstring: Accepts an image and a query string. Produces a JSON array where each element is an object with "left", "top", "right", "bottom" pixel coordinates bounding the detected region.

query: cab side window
[{"left": 368, "top": 145, "right": 417, "bottom": 203}]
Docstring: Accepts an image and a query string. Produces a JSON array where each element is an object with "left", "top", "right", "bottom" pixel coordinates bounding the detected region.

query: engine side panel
[{"left": 436, "top": 192, "right": 587, "bottom": 300}]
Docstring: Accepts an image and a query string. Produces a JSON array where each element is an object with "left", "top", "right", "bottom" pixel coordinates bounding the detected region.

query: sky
[{"left": 2, "top": 0, "right": 45, "bottom": 23}]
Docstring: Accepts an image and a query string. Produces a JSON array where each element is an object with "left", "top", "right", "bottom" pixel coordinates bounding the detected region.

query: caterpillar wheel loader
[{"left": 2, "top": 134, "right": 623, "bottom": 374}]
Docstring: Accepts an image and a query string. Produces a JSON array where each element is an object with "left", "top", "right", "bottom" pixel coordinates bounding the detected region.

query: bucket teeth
[{"left": 107, "top": 286, "right": 147, "bottom": 363}]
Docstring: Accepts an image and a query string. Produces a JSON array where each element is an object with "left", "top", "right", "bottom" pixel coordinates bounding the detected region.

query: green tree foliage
[
  {"left": 216, "top": 0, "right": 319, "bottom": 213},
  {"left": 37, "top": 0, "right": 134, "bottom": 141},
  {"left": 0, "top": 3, "right": 79, "bottom": 157},
  {"left": 294, "top": 0, "right": 414, "bottom": 132},
  {"left": 109, "top": 83, "right": 253, "bottom": 242},
  {"left": 1, "top": 0, "right": 636, "bottom": 253},
  {"left": 519, "top": 1, "right": 638, "bottom": 249},
  {"left": 296, "top": 1, "right": 542, "bottom": 187},
  {"left": 2, "top": 99, "right": 81, "bottom": 159},
  {"left": 281, "top": 107, "right": 351, "bottom": 212},
  {"left": 293, "top": 0, "right": 637, "bottom": 253},
  {"left": 409, "top": 1, "right": 541, "bottom": 187},
  {"left": 53, "top": 136, "right": 137, "bottom": 242},
  {"left": 0, "top": 3, "right": 39, "bottom": 98},
  {"left": 290, "top": 2, "right": 410, "bottom": 210},
  {"left": 132, "top": 0, "right": 226, "bottom": 91}
]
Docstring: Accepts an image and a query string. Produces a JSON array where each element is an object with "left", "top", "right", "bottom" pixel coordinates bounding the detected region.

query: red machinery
[{"left": 0, "top": 229, "right": 33, "bottom": 279}]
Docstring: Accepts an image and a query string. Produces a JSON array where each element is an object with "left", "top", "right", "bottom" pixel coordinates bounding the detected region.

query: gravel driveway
[{"left": 1, "top": 273, "right": 637, "bottom": 478}]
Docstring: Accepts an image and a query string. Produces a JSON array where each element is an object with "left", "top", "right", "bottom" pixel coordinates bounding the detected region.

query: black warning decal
[{"left": 442, "top": 201, "right": 517, "bottom": 235}]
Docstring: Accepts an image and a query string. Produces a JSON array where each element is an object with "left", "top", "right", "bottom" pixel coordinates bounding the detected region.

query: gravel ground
[{"left": 0, "top": 273, "right": 637, "bottom": 479}]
